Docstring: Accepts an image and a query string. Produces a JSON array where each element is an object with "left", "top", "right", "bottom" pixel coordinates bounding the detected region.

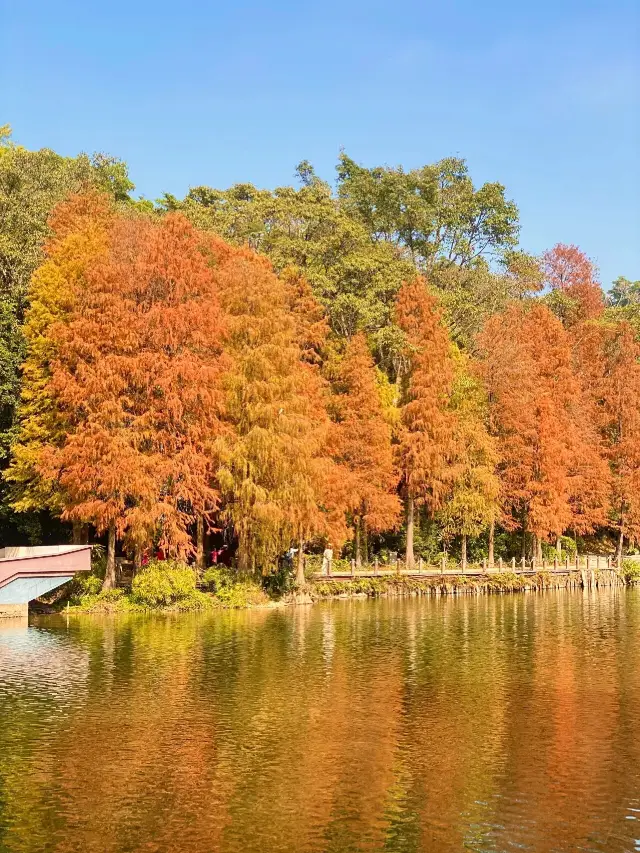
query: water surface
[{"left": 0, "top": 589, "right": 639, "bottom": 852}]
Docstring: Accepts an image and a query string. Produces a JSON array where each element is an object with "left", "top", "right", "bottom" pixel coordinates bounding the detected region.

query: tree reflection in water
[{"left": 0, "top": 590, "right": 638, "bottom": 853}]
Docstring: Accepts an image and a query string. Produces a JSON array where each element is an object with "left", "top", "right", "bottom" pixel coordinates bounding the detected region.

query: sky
[{"left": 2, "top": 0, "right": 639, "bottom": 288}]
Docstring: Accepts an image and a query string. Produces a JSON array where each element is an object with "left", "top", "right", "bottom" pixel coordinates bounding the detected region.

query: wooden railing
[{"left": 316, "top": 553, "right": 617, "bottom": 578}]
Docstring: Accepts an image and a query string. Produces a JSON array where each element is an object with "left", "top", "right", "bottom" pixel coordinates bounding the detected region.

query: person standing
[{"left": 321, "top": 545, "right": 333, "bottom": 576}]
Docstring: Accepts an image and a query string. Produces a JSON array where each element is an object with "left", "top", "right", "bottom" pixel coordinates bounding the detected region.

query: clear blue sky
[{"left": 2, "top": 0, "right": 638, "bottom": 288}]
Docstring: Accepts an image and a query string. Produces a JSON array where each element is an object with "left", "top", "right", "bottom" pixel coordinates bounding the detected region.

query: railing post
[
  {"left": 521, "top": 554, "right": 525, "bottom": 572},
  {"left": 553, "top": 556, "right": 558, "bottom": 571},
  {"left": 511, "top": 556, "right": 515, "bottom": 571},
  {"left": 498, "top": 557, "right": 503, "bottom": 571},
  {"left": 565, "top": 555, "right": 569, "bottom": 571},
  {"left": 418, "top": 557, "right": 423, "bottom": 574},
  {"left": 441, "top": 555, "right": 446, "bottom": 574},
  {"left": 350, "top": 559, "right": 355, "bottom": 577},
  {"left": 374, "top": 557, "right": 379, "bottom": 575}
]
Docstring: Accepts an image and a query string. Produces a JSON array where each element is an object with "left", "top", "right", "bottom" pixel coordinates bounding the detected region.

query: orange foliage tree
[
  {"left": 477, "top": 303, "right": 608, "bottom": 560},
  {"left": 574, "top": 320, "right": 640, "bottom": 561},
  {"left": 214, "top": 244, "right": 345, "bottom": 580},
  {"left": 395, "top": 278, "right": 457, "bottom": 569},
  {"left": 281, "top": 267, "right": 330, "bottom": 365},
  {"left": 543, "top": 244, "right": 604, "bottom": 326},
  {"left": 45, "top": 210, "right": 225, "bottom": 588},
  {"left": 7, "top": 191, "right": 114, "bottom": 530},
  {"left": 331, "top": 333, "right": 401, "bottom": 565}
]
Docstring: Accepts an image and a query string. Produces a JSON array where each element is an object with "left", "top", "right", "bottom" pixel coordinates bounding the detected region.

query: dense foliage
[{"left": 1, "top": 129, "right": 638, "bottom": 590}]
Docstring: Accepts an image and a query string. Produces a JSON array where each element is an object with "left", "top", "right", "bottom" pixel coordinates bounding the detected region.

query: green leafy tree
[
  {"left": 163, "top": 168, "right": 412, "bottom": 351},
  {"left": 336, "top": 153, "right": 520, "bottom": 270}
]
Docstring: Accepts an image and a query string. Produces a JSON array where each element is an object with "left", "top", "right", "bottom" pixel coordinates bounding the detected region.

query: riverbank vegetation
[{"left": 1, "top": 126, "right": 640, "bottom": 604}]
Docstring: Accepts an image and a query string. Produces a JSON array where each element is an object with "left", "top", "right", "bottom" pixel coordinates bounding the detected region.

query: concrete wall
[
  {"left": 0, "top": 576, "right": 73, "bottom": 605},
  {"left": 0, "top": 602, "right": 28, "bottom": 618}
]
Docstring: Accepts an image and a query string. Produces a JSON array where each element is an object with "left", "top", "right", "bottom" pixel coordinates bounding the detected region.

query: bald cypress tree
[
  {"left": 331, "top": 333, "right": 400, "bottom": 565},
  {"left": 42, "top": 210, "right": 226, "bottom": 587},
  {"left": 395, "top": 278, "right": 457, "bottom": 569},
  {"left": 214, "top": 244, "right": 339, "bottom": 578}
]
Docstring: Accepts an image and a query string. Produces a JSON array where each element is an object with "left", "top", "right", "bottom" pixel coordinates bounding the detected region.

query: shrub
[
  {"left": 621, "top": 559, "right": 640, "bottom": 584},
  {"left": 73, "top": 587, "right": 134, "bottom": 613},
  {"left": 75, "top": 573, "right": 103, "bottom": 596},
  {"left": 214, "top": 581, "right": 268, "bottom": 608},
  {"left": 202, "top": 565, "right": 234, "bottom": 592},
  {"left": 131, "top": 559, "right": 202, "bottom": 607}
]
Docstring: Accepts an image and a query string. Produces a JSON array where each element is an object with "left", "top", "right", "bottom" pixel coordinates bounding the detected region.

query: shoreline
[{"left": 30, "top": 567, "right": 637, "bottom": 617}]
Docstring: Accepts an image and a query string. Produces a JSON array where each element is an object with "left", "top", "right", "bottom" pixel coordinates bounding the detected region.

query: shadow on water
[{"left": 0, "top": 589, "right": 639, "bottom": 852}]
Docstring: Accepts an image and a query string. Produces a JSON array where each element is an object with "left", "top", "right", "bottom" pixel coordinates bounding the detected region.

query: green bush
[
  {"left": 202, "top": 565, "right": 234, "bottom": 592},
  {"left": 214, "top": 581, "right": 268, "bottom": 608},
  {"left": 131, "top": 559, "right": 202, "bottom": 607},
  {"left": 73, "top": 587, "right": 134, "bottom": 612},
  {"left": 621, "top": 559, "right": 640, "bottom": 584},
  {"left": 76, "top": 573, "right": 103, "bottom": 596}
]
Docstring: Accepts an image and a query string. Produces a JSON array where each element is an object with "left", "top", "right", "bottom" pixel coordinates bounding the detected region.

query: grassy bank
[
  {"left": 64, "top": 560, "right": 270, "bottom": 614},
  {"left": 58, "top": 559, "right": 640, "bottom": 615}
]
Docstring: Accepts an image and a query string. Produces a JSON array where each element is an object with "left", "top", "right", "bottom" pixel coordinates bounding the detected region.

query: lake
[{"left": 0, "top": 589, "right": 638, "bottom": 852}]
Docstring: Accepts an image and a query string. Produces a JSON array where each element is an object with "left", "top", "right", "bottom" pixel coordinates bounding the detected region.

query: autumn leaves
[{"left": 7, "top": 192, "right": 640, "bottom": 581}]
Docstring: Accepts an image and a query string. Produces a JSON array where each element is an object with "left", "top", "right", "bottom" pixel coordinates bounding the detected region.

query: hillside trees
[
  {"left": 395, "top": 279, "right": 458, "bottom": 569},
  {"left": 330, "top": 333, "right": 401, "bottom": 566},
  {"left": 164, "top": 168, "right": 413, "bottom": 352},
  {"left": 336, "top": 153, "right": 520, "bottom": 270},
  {"left": 163, "top": 154, "right": 523, "bottom": 378}
]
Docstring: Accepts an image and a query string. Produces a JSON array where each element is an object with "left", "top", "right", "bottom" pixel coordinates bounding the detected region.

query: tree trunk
[
  {"left": 556, "top": 535, "right": 562, "bottom": 560},
  {"left": 532, "top": 534, "right": 538, "bottom": 567},
  {"left": 537, "top": 536, "right": 543, "bottom": 563},
  {"left": 616, "top": 524, "right": 624, "bottom": 568},
  {"left": 488, "top": 518, "right": 495, "bottom": 568},
  {"left": 361, "top": 517, "right": 369, "bottom": 565},
  {"left": 355, "top": 517, "right": 362, "bottom": 568},
  {"left": 196, "top": 516, "right": 205, "bottom": 575},
  {"left": 405, "top": 494, "right": 415, "bottom": 570},
  {"left": 72, "top": 522, "right": 89, "bottom": 544},
  {"left": 102, "top": 524, "right": 117, "bottom": 591},
  {"left": 296, "top": 538, "right": 305, "bottom": 586},
  {"left": 133, "top": 545, "right": 142, "bottom": 574},
  {"left": 461, "top": 533, "right": 467, "bottom": 572}
]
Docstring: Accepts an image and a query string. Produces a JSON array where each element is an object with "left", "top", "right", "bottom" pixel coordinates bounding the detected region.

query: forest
[{"left": 1, "top": 125, "right": 640, "bottom": 596}]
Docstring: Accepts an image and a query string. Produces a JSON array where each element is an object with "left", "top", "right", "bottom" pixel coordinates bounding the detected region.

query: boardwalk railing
[{"left": 313, "top": 553, "right": 617, "bottom": 579}]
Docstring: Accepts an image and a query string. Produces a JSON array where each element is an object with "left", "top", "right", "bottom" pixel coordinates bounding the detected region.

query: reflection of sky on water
[{"left": 0, "top": 623, "right": 89, "bottom": 703}]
